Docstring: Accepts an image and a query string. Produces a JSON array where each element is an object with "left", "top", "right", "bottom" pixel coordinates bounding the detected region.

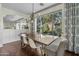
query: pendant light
[{"left": 30, "top": 3, "right": 34, "bottom": 20}]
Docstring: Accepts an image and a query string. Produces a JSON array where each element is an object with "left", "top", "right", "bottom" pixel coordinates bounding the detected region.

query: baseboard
[
  {"left": 3, "top": 39, "right": 20, "bottom": 45},
  {"left": 3, "top": 39, "right": 20, "bottom": 44}
]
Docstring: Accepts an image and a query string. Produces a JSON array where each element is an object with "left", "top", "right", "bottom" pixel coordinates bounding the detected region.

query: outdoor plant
[{"left": 42, "top": 24, "right": 50, "bottom": 34}]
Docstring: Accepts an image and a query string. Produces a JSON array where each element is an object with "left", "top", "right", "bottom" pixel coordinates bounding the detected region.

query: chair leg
[
  {"left": 21, "top": 41, "right": 26, "bottom": 48},
  {"left": 43, "top": 49, "right": 48, "bottom": 56}
]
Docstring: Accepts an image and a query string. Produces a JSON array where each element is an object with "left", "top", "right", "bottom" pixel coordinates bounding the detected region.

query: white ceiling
[
  {"left": 3, "top": 15, "right": 23, "bottom": 22},
  {"left": 2, "top": 3, "right": 54, "bottom": 14}
]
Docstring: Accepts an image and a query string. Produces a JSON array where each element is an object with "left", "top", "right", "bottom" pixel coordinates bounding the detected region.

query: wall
[
  {"left": 0, "top": 4, "right": 3, "bottom": 29},
  {"left": 2, "top": 29, "right": 27, "bottom": 44},
  {"left": 0, "top": 4, "right": 3, "bottom": 47},
  {"left": 0, "top": 6, "right": 30, "bottom": 45}
]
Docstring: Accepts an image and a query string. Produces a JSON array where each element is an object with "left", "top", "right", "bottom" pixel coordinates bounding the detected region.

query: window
[{"left": 37, "top": 10, "right": 62, "bottom": 36}]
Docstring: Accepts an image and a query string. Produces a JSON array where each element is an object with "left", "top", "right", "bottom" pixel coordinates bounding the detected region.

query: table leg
[{"left": 41, "top": 44, "right": 47, "bottom": 56}]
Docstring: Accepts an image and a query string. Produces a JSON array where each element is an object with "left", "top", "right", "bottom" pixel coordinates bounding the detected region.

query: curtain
[{"left": 65, "top": 3, "right": 79, "bottom": 53}]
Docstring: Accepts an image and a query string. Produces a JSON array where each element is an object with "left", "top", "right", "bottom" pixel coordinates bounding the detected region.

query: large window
[{"left": 37, "top": 10, "right": 62, "bottom": 36}]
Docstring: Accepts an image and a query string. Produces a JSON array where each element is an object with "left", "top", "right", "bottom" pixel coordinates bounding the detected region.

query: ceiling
[
  {"left": 2, "top": 3, "right": 55, "bottom": 14},
  {"left": 3, "top": 15, "right": 23, "bottom": 22}
]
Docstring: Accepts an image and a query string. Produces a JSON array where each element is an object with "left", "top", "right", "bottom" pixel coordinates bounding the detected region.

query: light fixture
[
  {"left": 30, "top": 3, "right": 34, "bottom": 20},
  {"left": 40, "top": 3, "right": 44, "bottom": 6}
]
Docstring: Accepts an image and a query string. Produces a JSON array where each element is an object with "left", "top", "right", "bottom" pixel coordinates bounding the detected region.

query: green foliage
[
  {"left": 42, "top": 24, "right": 50, "bottom": 34},
  {"left": 55, "top": 28, "right": 62, "bottom": 36},
  {"left": 42, "top": 14, "right": 52, "bottom": 24},
  {"left": 37, "top": 10, "right": 62, "bottom": 36},
  {"left": 52, "top": 30, "right": 58, "bottom": 36}
]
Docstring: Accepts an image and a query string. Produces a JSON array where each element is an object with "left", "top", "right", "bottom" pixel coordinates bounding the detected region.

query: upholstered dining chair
[
  {"left": 45, "top": 38, "right": 67, "bottom": 56},
  {"left": 20, "top": 34, "right": 28, "bottom": 48},
  {"left": 56, "top": 39, "right": 67, "bottom": 56},
  {"left": 28, "top": 38, "right": 44, "bottom": 56}
]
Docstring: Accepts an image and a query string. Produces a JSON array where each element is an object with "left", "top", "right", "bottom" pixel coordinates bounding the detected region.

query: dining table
[
  {"left": 20, "top": 33, "right": 58, "bottom": 55},
  {"left": 33, "top": 36, "right": 58, "bottom": 55}
]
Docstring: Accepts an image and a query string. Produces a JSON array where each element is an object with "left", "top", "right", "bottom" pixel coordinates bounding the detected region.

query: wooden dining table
[
  {"left": 20, "top": 33, "right": 58, "bottom": 55},
  {"left": 34, "top": 37, "right": 57, "bottom": 46},
  {"left": 33, "top": 36, "right": 58, "bottom": 55}
]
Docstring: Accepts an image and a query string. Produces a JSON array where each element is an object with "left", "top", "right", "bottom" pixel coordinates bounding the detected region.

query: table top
[
  {"left": 20, "top": 33, "right": 58, "bottom": 46},
  {"left": 34, "top": 36, "right": 58, "bottom": 46}
]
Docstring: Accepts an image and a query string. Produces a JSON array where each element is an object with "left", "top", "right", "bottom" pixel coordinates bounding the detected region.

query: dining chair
[
  {"left": 28, "top": 38, "right": 44, "bottom": 56},
  {"left": 56, "top": 39, "right": 67, "bottom": 56},
  {"left": 45, "top": 38, "right": 67, "bottom": 56},
  {"left": 20, "top": 34, "right": 28, "bottom": 48}
]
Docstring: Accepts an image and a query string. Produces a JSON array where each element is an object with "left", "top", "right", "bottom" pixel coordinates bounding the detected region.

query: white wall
[
  {"left": 0, "top": 4, "right": 3, "bottom": 47},
  {"left": 0, "top": 6, "right": 30, "bottom": 45},
  {"left": 0, "top": 4, "right": 3, "bottom": 29},
  {"left": 2, "top": 29, "right": 28, "bottom": 44}
]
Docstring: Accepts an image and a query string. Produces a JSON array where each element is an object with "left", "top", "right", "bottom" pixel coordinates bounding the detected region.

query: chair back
[
  {"left": 29, "top": 38, "right": 37, "bottom": 49},
  {"left": 28, "top": 38, "right": 43, "bottom": 56},
  {"left": 56, "top": 39, "right": 67, "bottom": 56},
  {"left": 21, "top": 34, "right": 28, "bottom": 44}
]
